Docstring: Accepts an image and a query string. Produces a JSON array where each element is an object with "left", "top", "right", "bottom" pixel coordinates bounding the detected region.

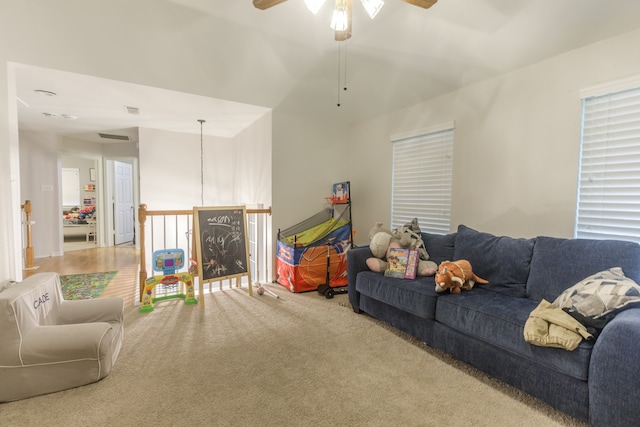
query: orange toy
[{"left": 435, "top": 260, "right": 488, "bottom": 294}]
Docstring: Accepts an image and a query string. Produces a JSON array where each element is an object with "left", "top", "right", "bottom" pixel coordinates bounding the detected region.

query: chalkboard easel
[{"left": 193, "top": 206, "right": 252, "bottom": 296}]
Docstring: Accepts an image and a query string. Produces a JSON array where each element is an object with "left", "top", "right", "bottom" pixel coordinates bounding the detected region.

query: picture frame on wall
[{"left": 89, "top": 168, "right": 96, "bottom": 182}]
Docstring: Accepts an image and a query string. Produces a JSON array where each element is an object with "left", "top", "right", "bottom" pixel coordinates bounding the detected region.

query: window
[
  {"left": 575, "top": 85, "right": 640, "bottom": 243},
  {"left": 61, "top": 168, "right": 80, "bottom": 207},
  {"left": 391, "top": 123, "right": 454, "bottom": 234}
]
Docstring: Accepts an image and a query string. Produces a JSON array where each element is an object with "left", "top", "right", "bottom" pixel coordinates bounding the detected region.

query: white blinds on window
[
  {"left": 576, "top": 87, "right": 640, "bottom": 242},
  {"left": 391, "top": 127, "right": 454, "bottom": 234}
]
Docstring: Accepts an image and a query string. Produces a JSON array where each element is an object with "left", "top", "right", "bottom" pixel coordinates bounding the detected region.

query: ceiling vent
[
  {"left": 124, "top": 105, "right": 140, "bottom": 115},
  {"left": 98, "top": 132, "right": 130, "bottom": 141}
]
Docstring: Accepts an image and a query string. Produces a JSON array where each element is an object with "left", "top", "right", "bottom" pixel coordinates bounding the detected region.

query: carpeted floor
[
  {"left": 0, "top": 284, "right": 589, "bottom": 427},
  {"left": 58, "top": 271, "right": 118, "bottom": 300}
]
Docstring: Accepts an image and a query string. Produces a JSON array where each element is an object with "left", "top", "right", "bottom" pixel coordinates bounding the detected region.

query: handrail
[{"left": 138, "top": 204, "right": 272, "bottom": 306}]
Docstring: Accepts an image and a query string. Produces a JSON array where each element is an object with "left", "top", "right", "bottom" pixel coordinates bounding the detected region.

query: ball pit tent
[{"left": 276, "top": 207, "right": 352, "bottom": 293}]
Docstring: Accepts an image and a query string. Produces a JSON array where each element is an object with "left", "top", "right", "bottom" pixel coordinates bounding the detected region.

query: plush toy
[
  {"left": 435, "top": 260, "right": 488, "bottom": 294},
  {"left": 366, "top": 230, "right": 393, "bottom": 272},
  {"left": 365, "top": 220, "right": 437, "bottom": 277},
  {"left": 368, "top": 222, "right": 391, "bottom": 241}
]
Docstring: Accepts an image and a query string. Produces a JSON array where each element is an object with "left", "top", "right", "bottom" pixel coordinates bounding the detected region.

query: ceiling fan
[{"left": 253, "top": 0, "right": 438, "bottom": 41}]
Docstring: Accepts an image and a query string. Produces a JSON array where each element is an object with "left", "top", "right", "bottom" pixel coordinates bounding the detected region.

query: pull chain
[
  {"left": 343, "top": 41, "right": 348, "bottom": 92},
  {"left": 337, "top": 42, "right": 342, "bottom": 107},
  {"left": 337, "top": 41, "right": 348, "bottom": 107}
]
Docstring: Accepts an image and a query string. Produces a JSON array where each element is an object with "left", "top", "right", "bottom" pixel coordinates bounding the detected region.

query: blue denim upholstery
[
  {"left": 355, "top": 271, "right": 438, "bottom": 319},
  {"left": 433, "top": 322, "right": 590, "bottom": 421},
  {"left": 348, "top": 224, "right": 640, "bottom": 426},
  {"left": 436, "top": 288, "right": 592, "bottom": 380},
  {"left": 453, "top": 225, "right": 534, "bottom": 296},
  {"left": 527, "top": 236, "right": 640, "bottom": 302},
  {"left": 421, "top": 231, "right": 456, "bottom": 265},
  {"left": 588, "top": 309, "right": 640, "bottom": 427}
]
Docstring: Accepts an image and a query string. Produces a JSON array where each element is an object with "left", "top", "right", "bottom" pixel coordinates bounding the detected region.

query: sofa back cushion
[
  {"left": 421, "top": 232, "right": 456, "bottom": 265},
  {"left": 527, "top": 236, "right": 640, "bottom": 302},
  {"left": 452, "top": 225, "right": 535, "bottom": 296}
]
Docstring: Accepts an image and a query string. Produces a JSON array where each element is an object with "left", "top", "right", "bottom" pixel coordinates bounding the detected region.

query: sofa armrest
[
  {"left": 58, "top": 297, "right": 124, "bottom": 325},
  {"left": 589, "top": 308, "right": 640, "bottom": 427},
  {"left": 347, "top": 245, "right": 372, "bottom": 313},
  {"left": 20, "top": 323, "right": 114, "bottom": 366}
]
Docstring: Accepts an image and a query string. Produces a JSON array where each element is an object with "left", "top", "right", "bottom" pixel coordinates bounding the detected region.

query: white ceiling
[
  {"left": 15, "top": 64, "right": 271, "bottom": 143},
  {"left": 14, "top": 0, "right": 640, "bottom": 143}
]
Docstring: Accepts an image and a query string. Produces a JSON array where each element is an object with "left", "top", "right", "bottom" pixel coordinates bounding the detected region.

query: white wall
[
  {"left": 139, "top": 116, "right": 272, "bottom": 210},
  {"left": 232, "top": 112, "right": 272, "bottom": 209},
  {"left": 139, "top": 128, "right": 234, "bottom": 209},
  {"left": 348, "top": 28, "right": 640, "bottom": 244},
  {"left": 18, "top": 131, "right": 63, "bottom": 259},
  {"left": 271, "top": 111, "right": 349, "bottom": 239}
]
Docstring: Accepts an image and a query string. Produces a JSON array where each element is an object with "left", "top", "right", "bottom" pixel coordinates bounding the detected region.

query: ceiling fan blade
[
  {"left": 401, "top": 0, "right": 438, "bottom": 9},
  {"left": 253, "top": 0, "right": 288, "bottom": 10}
]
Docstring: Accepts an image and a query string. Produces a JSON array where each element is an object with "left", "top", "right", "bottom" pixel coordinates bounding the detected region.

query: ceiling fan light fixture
[
  {"left": 305, "top": 0, "right": 326, "bottom": 14},
  {"left": 360, "top": 0, "right": 384, "bottom": 19},
  {"left": 330, "top": 0, "right": 349, "bottom": 31}
]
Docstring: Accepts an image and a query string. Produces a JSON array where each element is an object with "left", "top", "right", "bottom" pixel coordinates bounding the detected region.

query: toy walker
[{"left": 140, "top": 248, "right": 197, "bottom": 313}]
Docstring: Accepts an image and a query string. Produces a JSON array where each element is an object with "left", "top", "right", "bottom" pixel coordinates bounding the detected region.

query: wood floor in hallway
[{"left": 24, "top": 245, "right": 140, "bottom": 307}]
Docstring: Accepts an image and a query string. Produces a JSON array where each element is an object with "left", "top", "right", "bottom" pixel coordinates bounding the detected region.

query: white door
[{"left": 114, "top": 161, "right": 134, "bottom": 244}]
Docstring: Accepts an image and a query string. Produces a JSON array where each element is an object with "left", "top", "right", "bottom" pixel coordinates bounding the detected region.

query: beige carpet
[{"left": 0, "top": 285, "right": 589, "bottom": 427}]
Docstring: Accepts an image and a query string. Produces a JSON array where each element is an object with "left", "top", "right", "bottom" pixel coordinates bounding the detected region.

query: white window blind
[
  {"left": 575, "top": 86, "right": 640, "bottom": 243},
  {"left": 391, "top": 126, "right": 454, "bottom": 234}
]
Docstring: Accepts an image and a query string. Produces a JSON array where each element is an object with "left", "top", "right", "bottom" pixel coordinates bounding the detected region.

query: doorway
[
  {"left": 61, "top": 156, "right": 99, "bottom": 253},
  {"left": 60, "top": 156, "right": 138, "bottom": 251}
]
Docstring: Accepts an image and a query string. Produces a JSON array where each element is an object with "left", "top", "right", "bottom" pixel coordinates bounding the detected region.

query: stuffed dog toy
[{"left": 435, "top": 260, "right": 488, "bottom": 294}]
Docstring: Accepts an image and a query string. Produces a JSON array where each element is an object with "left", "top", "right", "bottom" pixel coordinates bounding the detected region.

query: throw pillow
[{"left": 553, "top": 267, "right": 640, "bottom": 319}]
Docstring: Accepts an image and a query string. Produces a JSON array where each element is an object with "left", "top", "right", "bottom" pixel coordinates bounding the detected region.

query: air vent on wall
[
  {"left": 124, "top": 105, "right": 140, "bottom": 115},
  {"left": 98, "top": 133, "right": 130, "bottom": 141}
]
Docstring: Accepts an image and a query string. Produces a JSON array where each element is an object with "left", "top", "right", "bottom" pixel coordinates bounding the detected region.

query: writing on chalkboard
[{"left": 194, "top": 206, "right": 250, "bottom": 283}]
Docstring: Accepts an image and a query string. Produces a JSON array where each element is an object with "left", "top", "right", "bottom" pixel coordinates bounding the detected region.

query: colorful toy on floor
[{"left": 140, "top": 249, "right": 197, "bottom": 313}]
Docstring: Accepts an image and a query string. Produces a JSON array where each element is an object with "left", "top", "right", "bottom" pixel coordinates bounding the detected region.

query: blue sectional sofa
[{"left": 347, "top": 224, "right": 640, "bottom": 427}]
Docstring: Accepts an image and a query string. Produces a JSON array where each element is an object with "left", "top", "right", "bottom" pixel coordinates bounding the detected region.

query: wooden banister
[
  {"left": 21, "top": 200, "right": 35, "bottom": 270},
  {"left": 137, "top": 204, "right": 271, "bottom": 305}
]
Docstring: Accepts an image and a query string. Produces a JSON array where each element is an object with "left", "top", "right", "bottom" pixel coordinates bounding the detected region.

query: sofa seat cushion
[
  {"left": 435, "top": 288, "right": 593, "bottom": 380},
  {"left": 355, "top": 271, "right": 439, "bottom": 319}
]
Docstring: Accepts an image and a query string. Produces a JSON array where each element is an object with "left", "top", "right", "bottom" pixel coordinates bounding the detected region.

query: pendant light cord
[{"left": 198, "top": 119, "right": 205, "bottom": 206}]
